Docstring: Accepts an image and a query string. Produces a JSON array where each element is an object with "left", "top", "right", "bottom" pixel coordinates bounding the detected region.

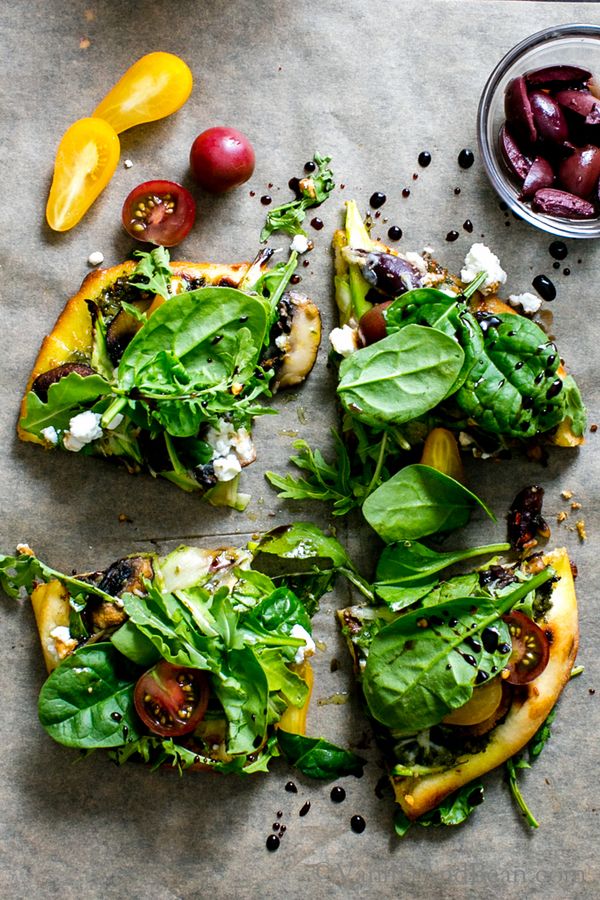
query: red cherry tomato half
[
  {"left": 134, "top": 660, "right": 209, "bottom": 737},
  {"left": 122, "top": 179, "right": 196, "bottom": 246},
  {"left": 502, "top": 610, "right": 550, "bottom": 685},
  {"left": 189, "top": 127, "right": 255, "bottom": 193}
]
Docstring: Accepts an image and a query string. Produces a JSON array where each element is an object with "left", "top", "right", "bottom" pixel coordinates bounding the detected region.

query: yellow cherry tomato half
[
  {"left": 420, "top": 427, "right": 465, "bottom": 484},
  {"left": 46, "top": 118, "right": 120, "bottom": 232},
  {"left": 442, "top": 676, "right": 503, "bottom": 726},
  {"left": 93, "top": 52, "right": 193, "bottom": 134}
]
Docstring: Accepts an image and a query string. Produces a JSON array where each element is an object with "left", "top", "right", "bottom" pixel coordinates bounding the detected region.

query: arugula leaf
[
  {"left": 363, "top": 464, "right": 494, "bottom": 543},
  {"left": 0, "top": 552, "right": 45, "bottom": 599},
  {"left": 260, "top": 152, "right": 334, "bottom": 241},
  {"left": 418, "top": 782, "right": 485, "bottom": 827},
  {"left": 506, "top": 756, "right": 539, "bottom": 827},
  {"left": 128, "top": 246, "right": 172, "bottom": 301},
  {"left": 375, "top": 540, "right": 511, "bottom": 586},
  {"left": 38, "top": 643, "right": 142, "bottom": 748},
  {"left": 529, "top": 705, "right": 557, "bottom": 759},
  {"left": 277, "top": 730, "right": 365, "bottom": 779},
  {"left": 362, "top": 568, "right": 553, "bottom": 734},
  {"left": 337, "top": 325, "right": 464, "bottom": 427},
  {"left": 213, "top": 648, "right": 269, "bottom": 754},
  {"left": 20, "top": 372, "right": 111, "bottom": 438}
]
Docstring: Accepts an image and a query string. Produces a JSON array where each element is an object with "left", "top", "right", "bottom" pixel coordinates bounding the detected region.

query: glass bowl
[{"left": 478, "top": 23, "right": 600, "bottom": 239}]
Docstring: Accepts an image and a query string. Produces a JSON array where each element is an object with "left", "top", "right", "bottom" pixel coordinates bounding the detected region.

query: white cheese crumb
[
  {"left": 49, "top": 625, "right": 78, "bottom": 660},
  {"left": 63, "top": 410, "right": 103, "bottom": 452},
  {"left": 461, "top": 243, "right": 507, "bottom": 295},
  {"left": 16, "top": 543, "right": 33, "bottom": 555},
  {"left": 290, "top": 623, "right": 316, "bottom": 664},
  {"left": 458, "top": 431, "right": 476, "bottom": 447},
  {"left": 230, "top": 427, "right": 255, "bottom": 465},
  {"left": 402, "top": 251, "right": 429, "bottom": 277},
  {"left": 206, "top": 420, "right": 235, "bottom": 458},
  {"left": 213, "top": 453, "right": 242, "bottom": 482},
  {"left": 41, "top": 425, "right": 59, "bottom": 445},
  {"left": 290, "top": 234, "right": 310, "bottom": 254},
  {"left": 87, "top": 251, "right": 104, "bottom": 267},
  {"left": 124, "top": 159, "right": 133, "bottom": 169},
  {"left": 329, "top": 324, "right": 359, "bottom": 358},
  {"left": 275, "top": 333, "right": 290, "bottom": 352},
  {"left": 508, "top": 291, "right": 542, "bottom": 315}
]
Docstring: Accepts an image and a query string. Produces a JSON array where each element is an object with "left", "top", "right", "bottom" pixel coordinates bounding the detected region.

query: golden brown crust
[{"left": 391, "top": 548, "right": 578, "bottom": 819}]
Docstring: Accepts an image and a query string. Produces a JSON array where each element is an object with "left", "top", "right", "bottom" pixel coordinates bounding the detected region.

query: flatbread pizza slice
[
  {"left": 18, "top": 247, "right": 321, "bottom": 510},
  {"left": 338, "top": 545, "right": 578, "bottom": 827}
]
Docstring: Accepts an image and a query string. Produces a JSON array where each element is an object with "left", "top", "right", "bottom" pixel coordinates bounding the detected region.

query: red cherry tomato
[
  {"left": 189, "top": 127, "right": 255, "bottom": 192},
  {"left": 502, "top": 610, "right": 550, "bottom": 685},
  {"left": 122, "top": 179, "right": 196, "bottom": 246},
  {"left": 134, "top": 660, "right": 209, "bottom": 736}
]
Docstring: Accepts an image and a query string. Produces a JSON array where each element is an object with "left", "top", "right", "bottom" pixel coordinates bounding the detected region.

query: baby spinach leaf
[
  {"left": 385, "top": 289, "right": 461, "bottom": 338},
  {"left": 252, "top": 522, "right": 351, "bottom": 570},
  {"left": 277, "top": 730, "right": 366, "bottom": 779},
  {"left": 248, "top": 586, "right": 312, "bottom": 636},
  {"left": 117, "top": 287, "right": 268, "bottom": 392},
  {"left": 362, "top": 464, "right": 494, "bottom": 543},
  {"left": 20, "top": 372, "right": 111, "bottom": 437},
  {"left": 375, "top": 540, "right": 511, "bottom": 586},
  {"left": 213, "top": 647, "right": 269, "bottom": 755},
  {"left": 560, "top": 374, "right": 587, "bottom": 437},
  {"left": 418, "top": 782, "right": 485, "bottom": 827},
  {"left": 110, "top": 620, "right": 161, "bottom": 667},
  {"left": 337, "top": 325, "right": 464, "bottom": 426},
  {"left": 375, "top": 579, "right": 439, "bottom": 611},
  {"left": 38, "top": 643, "right": 142, "bottom": 748},
  {"left": 362, "top": 568, "right": 552, "bottom": 734},
  {"left": 256, "top": 648, "right": 309, "bottom": 707}
]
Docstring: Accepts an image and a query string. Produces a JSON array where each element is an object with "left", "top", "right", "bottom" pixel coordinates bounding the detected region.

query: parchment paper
[{"left": 1, "top": 1, "right": 599, "bottom": 898}]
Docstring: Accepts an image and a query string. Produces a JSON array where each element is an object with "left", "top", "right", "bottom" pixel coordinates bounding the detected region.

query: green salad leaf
[
  {"left": 128, "top": 246, "right": 173, "bottom": 301},
  {"left": 20, "top": 372, "right": 111, "bottom": 439},
  {"left": 277, "top": 730, "right": 365, "bottom": 779},
  {"left": 260, "top": 152, "right": 334, "bottom": 241}
]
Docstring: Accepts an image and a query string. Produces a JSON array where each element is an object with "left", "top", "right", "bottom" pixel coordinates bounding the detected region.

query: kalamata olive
[
  {"left": 559, "top": 145, "right": 600, "bottom": 198},
  {"left": 499, "top": 124, "right": 532, "bottom": 181},
  {"left": 32, "top": 363, "right": 97, "bottom": 401},
  {"left": 555, "top": 89, "right": 600, "bottom": 124},
  {"left": 358, "top": 301, "right": 392, "bottom": 346},
  {"left": 342, "top": 247, "right": 422, "bottom": 297},
  {"left": 525, "top": 65, "right": 591, "bottom": 88},
  {"left": 504, "top": 76, "right": 537, "bottom": 143},
  {"left": 532, "top": 188, "right": 597, "bottom": 219},
  {"left": 529, "top": 91, "right": 569, "bottom": 144},
  {"left": 520, "top": 156, "right": 555, "bottom": 199}
]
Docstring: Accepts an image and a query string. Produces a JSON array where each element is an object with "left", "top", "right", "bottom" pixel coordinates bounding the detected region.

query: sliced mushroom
[
  {"left": 272, "top": 292, "right": 321, "bottom": 390},
  {"left": 32, "top": 363, "right": 97, "bottom": 401},
  {"left": 105, "top": 298, "right": 152, "bottom": 365},
  {"left": 97, "top": 555, "right": 154, "bottom": 596}
]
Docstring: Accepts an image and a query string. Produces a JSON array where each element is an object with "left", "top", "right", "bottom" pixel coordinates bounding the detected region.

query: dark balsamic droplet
[
  {"left": 475, "top": 670, "right": 489, "bottom": 684},
  {"left": 563, "top": 268, "right": 570, "bottom": 276},
  {"left": 387, "top": 225, "right": 402, "bottom": 241},
  {"left": 463, "top": 219, "right": 473, "bottom": 233},
  {"left": 449, "top": 618, "right": 458, "bottom": 628},
  {"left": 454, "top": 187, "right": 461, "bottom": 195},
  {"left": 515, "top": 361, "right": 524, "bottom": 370},
  {"left": 272, "top": 823, "right": 280, "bottom": 831},
  {"left": 375, "top": 210, "right": 381, "bottom": 219},
  {"left": 553, "top": 261, "right": 560, "bottom": 270},
  {"left": 481, "top": 626, "right": 500, "bottom": 653},
  {"left": 266, "top": 834, "right": 280, "bottom": 852},
  {"left": 279, "top": 825, "right": 287, "bottom": 834},
  {"left": 249, "top": 190, "right": 256, "bottom": 197},
  {"left": 461, "top": 653, "right": 478, "bottom": 667},
  {"left": 458, "top": 148, "right": 475, "bottom": 169},
  {"left": 532, "top": 274, "right": 556, "bottom": 302},
  {"left": 468, "top": 786, "right": 485, "bottom": 807},
  {"left": 299, "top": 800, "right": 311, "bottom": 817},
  {"left": 498, "top": 642, "right": 511, "bottom": 655},
  {"left": 276, "top": 810, "right": 283, "bottom": 818},
  {"left": 418, "top": 151, "right": 432, "bottom": 168},
  {"left": 402, "top": 188, "right": 411, "bottom": 198},
  {"left": 350, "top": 815, "right": 366, "bottom": 834},
  {"left": 330, "top": 786, "right": 346, "bottom": 803},
  {"left": 122, "top": 725, "right": 129, "bottom": 740},
  {"left": 369, "top": 191, "right": 386, "bottom": 209},
  {"left": 412, "top": 172, "right": 419, "bottom": 181},
  {"left": 549, "top": 240, "right": 568, "bottom": 260},
  {"left": 288, "top": 177, "right": 300, "bottom": 194},
  {"left": 110, "top": 711, "right": 122, "bottom": 722},
  {"left": 310, "top": 217, "right": 324, "bottom": 230},
  {"left": 260, "top": 195, "right": 272, "bottom": 205},
  {"left": 285, "top": 781, "right": 298, "bottom": 793},
  {"left": 499, "top": 201, "right": 508, "bottom": 211},
  {"left": 304, "top": 160, "right": 316, "bottom": 173},
  {"left": 446, "top": 230, "right": 460, "bottom": 242},
  {"left": 465, "top": 636, "right": 482, "bottom": 653},
  {"left": 302, "top": 259, "right": 310, "bottom": 267},
  {"left": 290, "top": 274, "right": 302, "bottom": 285},
  {"left": 211, "top": 334, "right": 223, "bottom": 344},
  {"left": 547, "top": 379, "right": 563, "bottom": 399}
]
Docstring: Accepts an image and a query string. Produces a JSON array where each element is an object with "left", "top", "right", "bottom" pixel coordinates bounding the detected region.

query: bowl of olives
[{"left": 478, "top": 23, "right": 600, "bottom": 238}]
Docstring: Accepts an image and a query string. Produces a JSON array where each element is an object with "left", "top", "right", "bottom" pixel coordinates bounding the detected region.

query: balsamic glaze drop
[
  {"left": 532, "top": 274, "right": 556, "bottom": 302},
  {"left": 110, "top": 711, "right": 122, "bottom": 722},
  {"left": 463, "top": 219, "right": 473, "bottom": 233},
  {"left": 266, "top": 834, "right": 280, "bottom": 852},
  {"left": 369, "top": 191, "right": 386, "bottom": 209},
  {"left": 285, "top": 781, "right": 298, "bottom": 793},
  {"left": 458, "top": 148, "right": 475, "bottom": 169},
  {"left": 402, "top": 188, "right": 411, "bottom": 198},
  {"left": 454, "top": 187, "right": 461, "bottom": 195},
  {"left": 563, "top": 267, "right": 570, "bottom": 276},
  {"left": 350, "top": 815, "right": 366, "bottom": 834},
  {"left": 418, "top": 150, "right": 432, "bottom": 168},
  {"left": 549, "top": 240, "right": 568, "bottom": 260},
  {"left": 547, "top": 379, "right": 563, "bottom": 399},
  {"left": 330, "top": 786, "right": 346, "bottom": 803},
  {"left": 304, "top": 160, "right": 316, "bottom": 173},
  {"left": 468, "top": 786, "right": 485, "bottom": 806},
  {"left": 475, "top": 670, "right": 489, "bottom": 684},
  {"left": 481, "top": 626, "right": 500, "bottom": 653},
  {"left": 387, "top": 225, "right": 402, "bottom": 241},
  {"left": 446, "top": 230, "right": 460, "bottom": 242},
  {"left": 288, "top": 177, "right": 300, "bottom": 195},
  {"left": 310, "top": 217, "right": 324, "bottom": 230},
  {"left": 552, "top": 261, "right": 560, "bottom": 270},
  {"left": 290, "top": 274, "right": 302, "bottom": 284},
  {"left": 299, "top": 800, "right": 311, "bottom": 817},
  {"left": 260, "top": 195, "right": 272, "bottom": 206}
]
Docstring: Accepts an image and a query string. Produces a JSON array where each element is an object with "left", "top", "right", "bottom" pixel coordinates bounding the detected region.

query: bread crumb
[
  {"left": 118, "top": 513, "right": 133, "bottom": 524},
  {"left": 576, "top": 520, "right": 587, "bottom": 542},
  {"left": 561, "top": 490, "right": 573, "bottom": 500},
  {"left": 590, "top": 424, "right": 598, "bottom": 433},
  {"left": 571, "top": 501, "right": 582, "bottom": 511},
  {"left": 79, "top": 37, "right": 90, "bottom": 49},
  {"left": 556, "top": 511, "right": 568, "bottom": 523}
]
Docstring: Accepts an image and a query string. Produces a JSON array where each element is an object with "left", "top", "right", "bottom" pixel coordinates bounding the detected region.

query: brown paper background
[{"left": 1, "top": 1, "right": 599, "bottom": 897}]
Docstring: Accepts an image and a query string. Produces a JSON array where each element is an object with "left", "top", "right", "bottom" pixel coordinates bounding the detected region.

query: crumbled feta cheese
[
  {"left": 49, "top": 625, "right": 78, "bottom": 660},
  {"left": 423, "top": 245, "right": 436, "bottom": 256},
  {"left": 402, "top": 251, "right": 429, "bottom": 277},
  {"left": 230, "top": 427, "right": 255, "bottom": 465},
  {"left": 422, "top": 271, "right": 444, "bottom": 287},
  {"left": 290, "top": 623, "right": 316, "bottom": 664},
  {"left": 206, "top": 420, "right": 235, "bottom": 458},
  {"left": 275, "top": 333, "right": 290, "bottom": 352},
  {"left": 63, "top": 410, "right": 103, "bottom": 452},
  {"left": 329, "top": 324, "right": 359, "bottom": 358},
  {"left": 508, "top": 292, "right": 542, "bottom": 315},
  {"left": 105, "top": 413, "right": 124, "bottom": 430},
  {"left": 290, "top": 234, "right": 310, "bottom": 254},
  {"left": 41, "top": 426, "right": 59, "bottom": 445},
  {"left": 458, "top": 431, "right": 476, "bottom": 447},
  {"left": 124, "top": 158, "right": 133, "bottom": 169},
  {"left": 16, "top": 543, "right": 34, "bottom": 556},
  {"left": 87, "top": 251, "right": 104, "bottom": 267},
  {"left": 461, "top": 243, "right": 507, "bottom": 295},
  {"left": 213, "top": 453, "right": 242, "bottom": 482},
  {"left": 439, "top": 284, "right": 460, "bottom": 297}
]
